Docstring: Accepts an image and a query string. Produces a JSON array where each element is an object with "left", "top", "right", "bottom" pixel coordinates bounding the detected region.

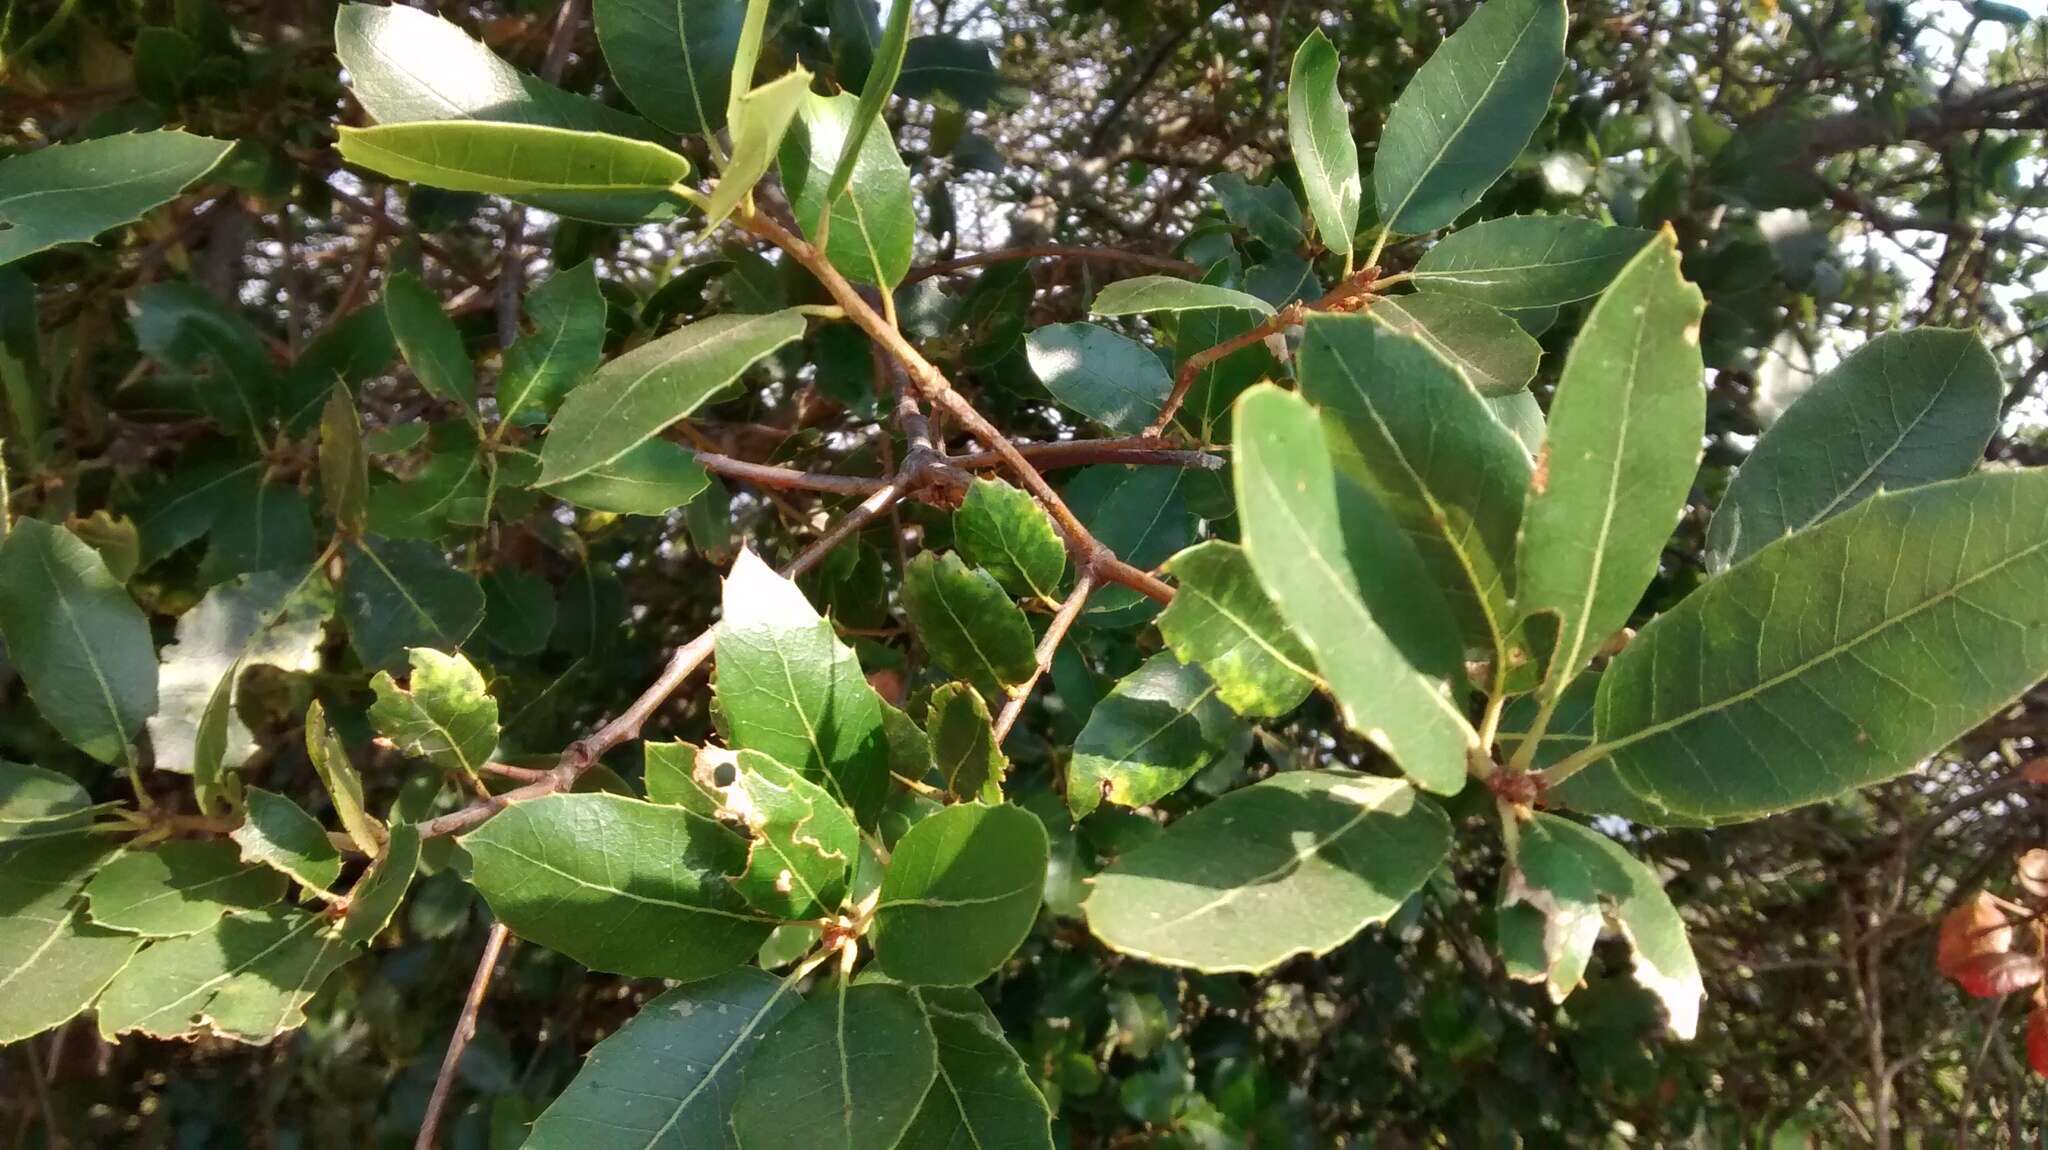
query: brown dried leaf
[
  {"left": 1937, "top": 892, "right": 2013, "bottom": 981},
  {"left": 1952, "top": 951, "right": 2043, "bottom": 999}
]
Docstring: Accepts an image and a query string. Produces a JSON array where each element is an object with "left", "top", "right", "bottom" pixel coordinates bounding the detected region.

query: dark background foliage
[{"left": 4, "top": 0, "right": 2048, "bottom": 1144}]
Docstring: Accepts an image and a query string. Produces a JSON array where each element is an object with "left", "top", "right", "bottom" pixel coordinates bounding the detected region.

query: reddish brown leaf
[
  {"left": 2019, "top": 758, "right": 2048, "bottom": 786},
  {"left": 2019, "top": 849, "right": 2048, "bottom": 902},
  {"left": 1952, "top": 951, "right": 2044, "bottom": 999},
  {"left": 2030, "top": 1008, "right": 2048, "bottom": 1078},
  {"left": 1937, "top": 892, "right": 2014, "bottom": 980}
]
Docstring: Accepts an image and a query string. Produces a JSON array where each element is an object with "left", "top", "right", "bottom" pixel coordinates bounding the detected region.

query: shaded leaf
[
  {"left": 901, "top": 551, "right": 1038, "bottom": 697},
  {"left": 1367, "top": 293, "right": 1540, "bottom": 397},
  {"left": 730, "top": 981, "right": 937, "bottom": 1150},
  {"left": 0, "top": 519, "right": 157, "bottom": 765},
  {"left": 901, "top": 986, "right": 1055, "bottom": 1150},
  {"left": 1066, "top": 465, "right": 1196, "bottom": 629},
  {"left": 384, "top": 269, "right": 476, "bottom": 411},
  {"left": 95, "top": 907, "right": 354, "bottom": 1042},
  {"left": 339, "top": 536, "right": 486, "bottom": 671},
  {"left": 1024, "top": 322, "right": 1173, "bottom": 435},
  {"left": 500, "top": 260, "right": 607, "bottom": 425},
  {"left": 873, "top": 802, "right": 1048, "bottom": 986},
  {"left": 231, "top": 786, "right": 342, "bottom": 891},
  {"left": 0, "top": 761, "right": 92, "bottom": 841},
  {"left": 0, "top": 131, "right": 232, "bottom": 266},
  {"left": 592, "top": 0, "right": 748, "bottom": 135},
  {"left": 84, "top": 840, "right": 285, "bottom": 937},
  {"left": 927, "top": 683, "right": 1006, "bottom": 802},
  {"left": 955, "top": 477, "right": 1065, "bottom": 602},
  {"left": 1287, "top": 30, "right": 1360, "bottom": 257},
  {"left": 0, "top": 834, "right": 141, "bottom": 1043},
  {"left": 340, "top": 822, "right": 419, "bottom": 945},
  {"left": 320, "top": 383, "right": 369, "bottom": 535},
  {"left": 1068, "top": 651, "right": 1249, "bottom": 818}
]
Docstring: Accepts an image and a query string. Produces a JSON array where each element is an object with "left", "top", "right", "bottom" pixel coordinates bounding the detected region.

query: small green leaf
[
  {"left": 0, "top": 519, "right": 157, "bottom": 765},
  {"left": 1591, "top": 469, "right": 2048, "bottom": 823},
  {"left": 340, "top": 822, "right": 420, "bottom": 945},
  {"left": 1410, "top": 216, "right": 1655, "bottom": 308},
  {"left": 541, "top": 438, "right": 711, "bottom": 516},
  {"left": 368, "top": 648, "right": 501, "bottom": 776},
  {"left": 927, "top": 683, "right": 1006, "bottom": 802},
  {"left": 1157, "top": 541, "right": 1318, "bottom": 717},
  {"left": 1067, "top": 464, "right": 1197, "bottom": 630},
  {"left": 1286, "top": 30, "right": 1360, "bottom": 257},
  {"left": 716, "top": 550, "right": 893, "bottom": 826},
  {"left": 538, "top": 310, "right": 806, "bottom": 485},
  {"left": 459, "top": 792, "right": 774, "bottom": 980},
  {"left": 895, "top": 36, "right": 1006, "bottom": 110},
  {"left": 339, "top": 536, "right": 486, "bottom": 671},
  {"left": 1091, "top": 275, "right": 1277, "bottom": 318},
  {"left": 900, "top": 986, "right": 1055, "bottom": 1150},
  {"left": 0, "top": 761, "right": 91, "bottom": 841},
  {"left": 1707, "top": 328, "right": 2002, "bottom": 570},
  {"left": 320, "top": 383, "right": 369, "bottom": 535},
  {"left": 84, "top": 840, "right": 285, "bottom": 937},
  {"left": 1024, "top": 322, "right": 1173, "bottom": 435},
  {"left": 1068, "top": 651, "right": 1249, "bottom": 819},
  {"left": 0, "top": 131, "right": 233, "bottom": 266},
  {"left": 592, "top": 0, "right": 748, "bottom": 136},
  {"left": 384, "top": 269, "right": 476, "bottom": 411},
  {"left": 95, "top": 907, "right": 354, "bottom": 1042},
  {"left": 1367, "top": 293, "right": 1539, "bottom": 397},
  {"left": 1372, "top": 0, "right": 1567, "bottom": 234},
  {"left": 1298, "top": 314, "right": 1534, "bottom": 691},
  {"left": 231, "top": 786, "right": 342, "bottom": 891},
  {"left": 901, "top": 552, "right": 1039, "bottom": 697},
  {"left": 527, "top": 969, "right": 799, "bottom": 1148},
  {"left": 692, "top": 746, "right": 860, "bottom": 919},
  {"left": 701, "top": 68, "right": 815, "bottom": 232},
  {"left": 0, "top": 834, "right": 142, "bottom": 1044},
  {"left": 1209, "top": 172, "right": 1304, "bottom": 252},
  {"left": 338, "top": 121, "right": 690, "bottom": 198},
  {"left": 306, "top": 700, "right": 384, "bottom": 859},
  {"left": 129, "top": 283, "right": 281, "bottom": 441},
  {"left": 780, "top": 90, "right": 916, "bottom": 287},
  {"left": 954, "top": 477, "right": 1065, "bottom": 602},
  {"left": 872, "top": 802, "right": 1048, "bottom": 986},
  {"left": 500, "top": 260, "right": 607, "bottom": 425},
  {"left": 730, "top": 980, "right": 938, "bottom": 1150},
  {"left": 1517, "top": 229, "right": 1704, "bottom": 698},
  {"left": 1232, "top": 384, "right": 1474, "bottom": 794},
  {"left": 1083, "top": 769, "right": 1450, "bottom": 972}
]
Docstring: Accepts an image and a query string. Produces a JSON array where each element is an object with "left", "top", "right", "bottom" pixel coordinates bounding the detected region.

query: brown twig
[
  {"left": 1144, "top": 263, "right": 1382, "bottom": 436},
  {"left": 415, "top": 921, "right": 511, "bottom": 1150},
  {"left": 905, "top": 244, "right": 1200, "bottom": 284},
  {"left": 689, "top": 437, "right": 1224, "bottom": 499},
  {"left": 993, "top": 570, "right": 1098, "bottom": 742}
]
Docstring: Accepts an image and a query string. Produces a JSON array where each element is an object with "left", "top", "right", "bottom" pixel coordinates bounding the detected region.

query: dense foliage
[{"left": 4, "top": 0, "right": 2048, "bottom": 1145}]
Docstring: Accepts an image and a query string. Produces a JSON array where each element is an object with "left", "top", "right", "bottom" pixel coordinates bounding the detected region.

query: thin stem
[
  {"left": 1364, "top": 223, "right": 1392, "bottom": 272},
  {"left": 415, "top": 921, "right": 512, "bottom": 1150},
  {"left": 905, "top": 245, "right": 1199, "bottom": 284},
  {"left": 992, "top": 570, "right": 1097, "bottom": 742},
  {"left": 1534, "top": 741, "right": 1609, "bottom": 789}
]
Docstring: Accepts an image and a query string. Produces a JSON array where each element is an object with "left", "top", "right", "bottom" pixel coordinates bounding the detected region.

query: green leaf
[
  {"left": 1174, "top": 289, "right": 1278, "bottom": 441},
  {"left": 1232, "top": 384, "right": 1474, "bottom": 794},
  {"left": 306, "top": 700, "right": 385, "bottom": 859},
  {"left": 0, "top": 835, "right": 141, "bottom": 1044},
  {"left": 592, "top": 0, "right": 748, "bottom": 136},
  {"left": 1486, "top": 388, "right": 1547, "bottom": 455},
  {"left": 1024, "top": 322, "right": 1173, "bottom": 435},
  {"left": 1209, "top": 172, "right": 1304, "bottom": 253},
  {"left": 1286, "top": 30, "right": 1360, "bottom": 258},
  {"left": 1082, "top": 769, "right": 1451, "bottom": 972},
  {"left": 1517, "top": 228, "right": 1704, "bottom": 697},
  {"left": 693, "top": 746, "right": 860, "bottom": 919},
  {"left": 0, "top": 518, "right": 157, "bottom": 765},
  {"left": 460, "top": 792, "right": 773, "bottom": 979},
  {"left": 1067, "top": 465, "right": 1196, "bottom": 629},
  {"left": 731, "top": 980, "right": 938, "bottom": 1150},
  {"left": 872, "top": 802, "right": 1047, "bottom": 986},
  {"left": 1707, "top": 328, "right": 2002, "bottom": 570},
  {"left": 84, "top": 840, "right": 284, "bottom": 937},
  {"left": 335, "top": 2, "right": 672, "bottom": 223},
  {"left": 701, "top": 68, "right": 815, "bottom": 232},
  {"left": 232, "top": 786, "right": 342, "bottom": 891},
  {"left": 1157, "top": 541, "right": 1318, "bottom": 717},
  {"left": 541, "top": 437, "right": 711, "bottom": 515},
  {"left": 340, "top": 822, "right": 420, "bottom": 946},
  {"left": 95, "top": 907, "right": 355, "bottom": 1042},
  {"left": 199, "top": 473, "right": 315, "bottom": 584},
  {"left": 1589, "top": 469, "right": 2048, "bottom": 822},
  {"left": 365, "top": 426, "right": 490, "bottom": 539},
  {"left": 384, "top": 269, "right": 476, "bottom": 411},
  {"left": 281, "top": 307, "right": 395, "bottom": 432},
  {"left": 1367, "top": 293, "right": 1539, "bottom": 397},
  {"left": 1498, "top": 814, "right": 1603, "bottom": 1003},
  {"left": 1410, "top": 216, "right": 1655, "bottom": 308},
  {"left": 0, "top": 131, "right": 232, "bottom": 266},
  {"left": 1505, "top": 814, "right": 1702, "bottom": 1038},
  {"left": 901, "top": 552, "right": 1039, "bottom": 697},
  {"left": 527, "top": 969, "right": 799, "bottom": 1148},
  {"left": 895, "top": 36, "right": 1006, "bottom": 110},
  {"left": 1298, "top": 314, "right": 1534, "bottom": 690},
  {"left": 130, "top": 460, "right": 264, "bottom": 566},
  {"left": 320, "top": 383, "right": 369, "bottom": 535},
  {"left": 480, "top": 567, "right": 557, "bottom": 657},
  {"left": 1067, "top": 651, "right": 1248, "bottom": 819},
  {"left": 338, "top": 121, "right": 691, "bottom": 199},
  {"left": 780, "top": 90, "right": 916, "bottom": 288},
  {"left": 715, "top": 549, "right": 893, "bottom": 826},
  {"left": 500, "top": 260, "right": 607, "bottom": 425},
  {"left": 368, "top": 648, "right": 500, "bottom": 776},
  {"left": 0, "top": 761, "right": 91, "bottom": 841},
  {"left": 538, "top": 310, "right": 806, "bottom": 484},
  {"left": 339, "top": 536, "right": 486, "bottom": 671},
  {"left": 1373, "top": 0, "right": 1566, "bottom": 234},
  {"left": 927, "top": 683, "right": 1006, "bottom": 802},
  {"left": 129, "top": 283, "right": 283, "bottom": 441},
  {"left": 900, "top": 986, "right": 1055, "bottom": 1150},
  {"left": 826, "top": 0, "right": 911, "bottom": 207},
  {"left": 954, "top": 477, "right": 1065, "bottom": 602},
  {"left": 149, "top": 567, "right": 333, "bottom": 779},
  {"left": 1091, "top": 275, "right": 1277, "bottom": 318},
  {"left": 643, "top": 740, "right": 718, "bottom": 812}
]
